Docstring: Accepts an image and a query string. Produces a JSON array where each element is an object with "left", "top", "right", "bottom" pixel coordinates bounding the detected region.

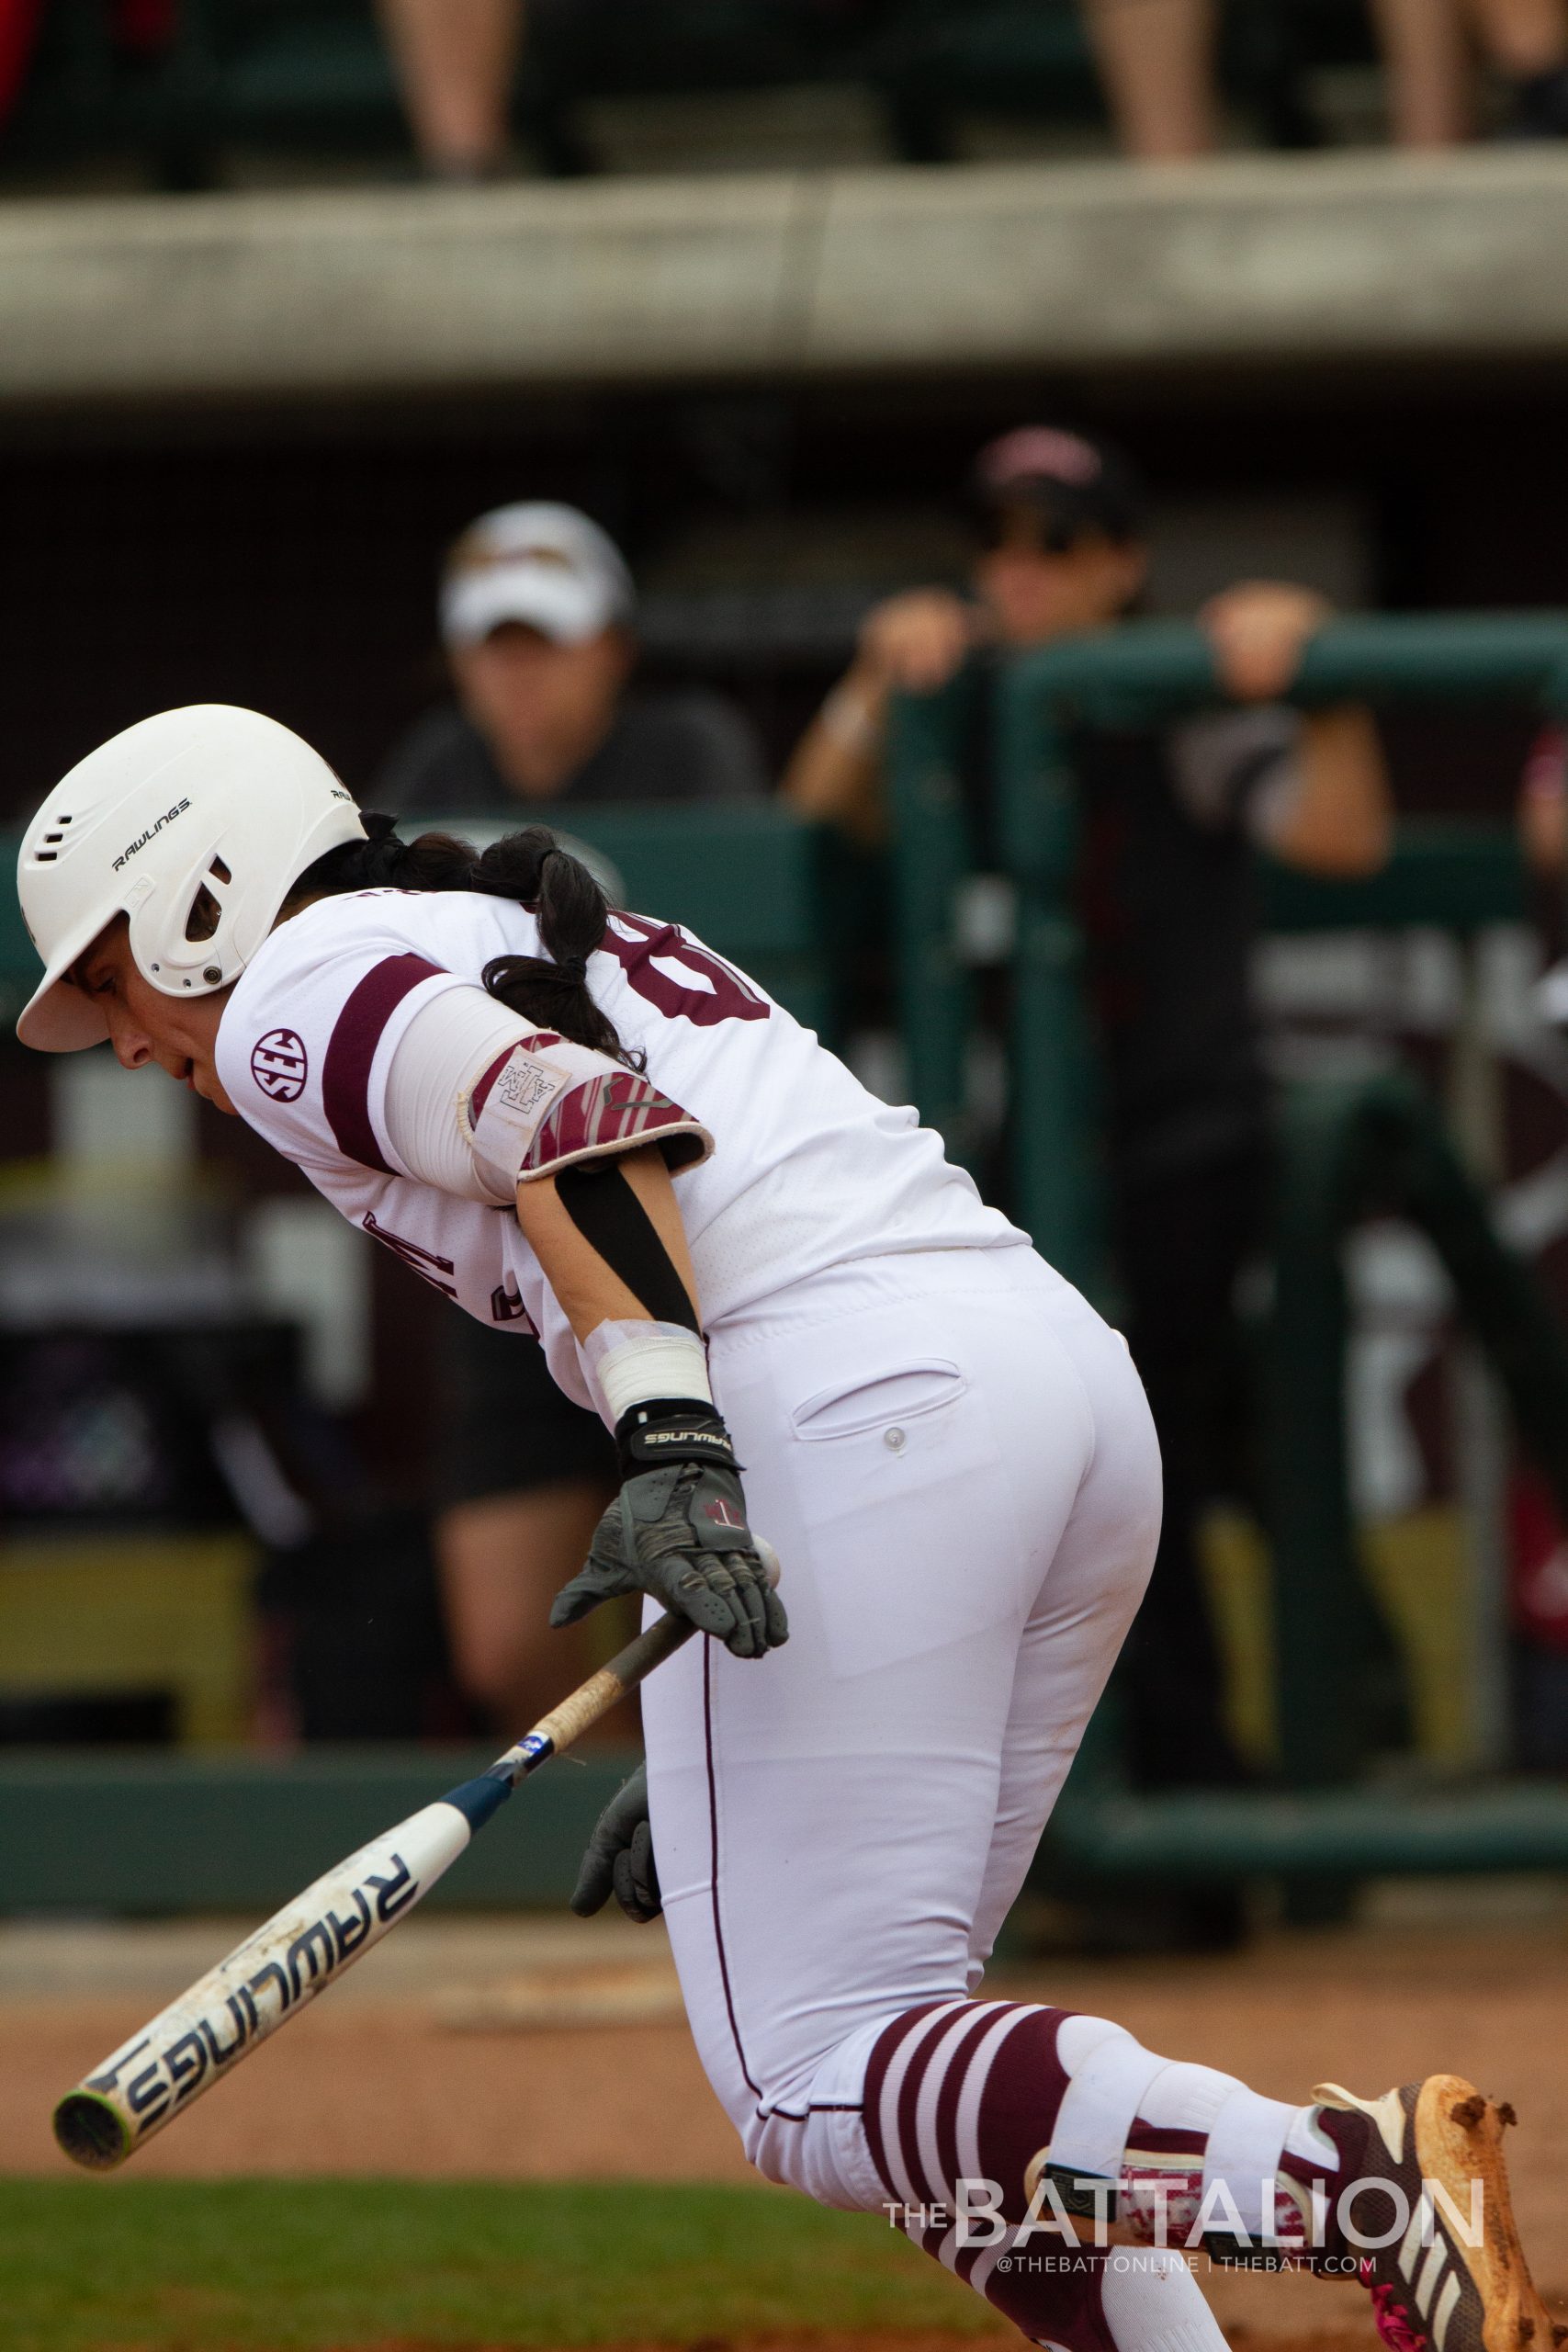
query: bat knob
[{"left": 754, "top": 1534, "right": 783, "bottom": 1589}]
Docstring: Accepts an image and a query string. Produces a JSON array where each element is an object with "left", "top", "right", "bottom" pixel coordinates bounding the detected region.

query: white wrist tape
[{"left": 582, "top": 1319, "right": 713, "bottom": 1426}]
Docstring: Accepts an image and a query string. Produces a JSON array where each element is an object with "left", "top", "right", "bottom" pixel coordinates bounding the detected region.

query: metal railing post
[
  {"left": 987, "top": 612, "right": 1568, "bottom": 1836},
  {"left": 886, "top": 682, "right": 976, "bottom": 1156},
  {"left": 1268, "top": 1083, "right": 1387, "bottom": 1789},
  {"left": 994, "top": 664, "right": 1108, "bottom": 1300}
]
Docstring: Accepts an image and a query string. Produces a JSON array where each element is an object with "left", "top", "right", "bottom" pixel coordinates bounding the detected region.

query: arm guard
[{"left": 462, "top": 1033, "right": 711, "bottom": 1201}]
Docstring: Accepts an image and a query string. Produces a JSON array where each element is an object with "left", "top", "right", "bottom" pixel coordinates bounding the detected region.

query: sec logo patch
[{"left": 251, "top": 1028, "right": 309, "bottom": 1102}]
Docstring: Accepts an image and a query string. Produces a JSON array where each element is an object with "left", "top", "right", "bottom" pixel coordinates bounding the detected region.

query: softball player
[{"left": 17, "top": 706, "right": 1551, "bottom": 2352}]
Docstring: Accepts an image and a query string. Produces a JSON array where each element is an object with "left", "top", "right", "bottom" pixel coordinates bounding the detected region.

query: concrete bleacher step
[{"left": 6, "top": 150, "right": 1568, "bottom": 412}]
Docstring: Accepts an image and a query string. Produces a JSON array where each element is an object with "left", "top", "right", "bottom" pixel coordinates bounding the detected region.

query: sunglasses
[{"left": 974, "top": 504, "right": 1098, "bottom": 557}]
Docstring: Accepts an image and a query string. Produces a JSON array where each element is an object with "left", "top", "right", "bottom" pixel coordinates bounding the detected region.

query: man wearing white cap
[
  {"left": 376, "top": 503, "right": 767, "bottom": 819},
  {"left": 375, "top": 501, "right": 767, "bottom": 1738}
]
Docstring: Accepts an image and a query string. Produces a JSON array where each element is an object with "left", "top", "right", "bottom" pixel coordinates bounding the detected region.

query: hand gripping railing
[{"left": 889, "top": 612, "right": 1568, "bottom": 1291}]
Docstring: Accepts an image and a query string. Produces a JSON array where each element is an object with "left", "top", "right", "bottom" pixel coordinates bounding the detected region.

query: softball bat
[{"left": 51, "top": 1548, "right": 774, "bottom": 2174}]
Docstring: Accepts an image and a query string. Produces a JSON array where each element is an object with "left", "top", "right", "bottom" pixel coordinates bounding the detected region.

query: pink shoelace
[{"left": 1369, "top": 2275, "right": 1430, "bottom": 2352}]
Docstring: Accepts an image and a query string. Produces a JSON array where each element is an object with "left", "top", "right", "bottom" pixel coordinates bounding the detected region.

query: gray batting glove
[
  {"left": 570, "top": 1761, "right": 660, "bottom": 1923},
  {"left": 548, "top": 1403, "right": 788, "bottom": 1661}
]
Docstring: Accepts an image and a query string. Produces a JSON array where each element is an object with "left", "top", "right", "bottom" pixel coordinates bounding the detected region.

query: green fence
[
  {"left": 887, "top": 611, "right": 1568, "bottom": 1885},
  {"left": 0, "top": 1746, "right": 636, "bottom": 1914},
  {"left": 891, "top": 613, "right": 1568, "bottom": 1289}
]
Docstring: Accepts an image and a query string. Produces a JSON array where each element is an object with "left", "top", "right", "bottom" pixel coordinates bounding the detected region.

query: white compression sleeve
[{"left": 381, "top": 984, "right": 536, "bottom": 1202}]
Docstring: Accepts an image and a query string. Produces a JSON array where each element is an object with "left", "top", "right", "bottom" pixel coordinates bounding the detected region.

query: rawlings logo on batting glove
[{"left": 548, "top": 1401, "right": 788, "bottom": 1661}]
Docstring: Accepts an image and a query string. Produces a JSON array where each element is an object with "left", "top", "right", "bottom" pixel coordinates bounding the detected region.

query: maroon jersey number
[{"left": 600, "top": 914, "right": 769, "bottom": 1026}]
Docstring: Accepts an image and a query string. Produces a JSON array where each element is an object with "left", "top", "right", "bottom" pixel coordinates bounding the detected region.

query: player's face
[
  {"left": 973, "top": 515, "right": 1147, "bottom": 647},
  {"left": 452, "top": 622, "right": 634, "bottom": 789},
  {"left": 70, "top": 919, "right": 237, "bottom": 1114}
]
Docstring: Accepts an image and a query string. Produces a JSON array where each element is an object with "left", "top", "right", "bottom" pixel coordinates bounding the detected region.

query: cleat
[{"left": 1312, "top": 2075, "right": 1554, "bottom": 2352}]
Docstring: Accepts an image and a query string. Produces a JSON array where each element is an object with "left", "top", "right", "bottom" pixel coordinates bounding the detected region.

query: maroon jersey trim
[{"left": 323, "top": 953, "right": 444, "bottom": 1173}]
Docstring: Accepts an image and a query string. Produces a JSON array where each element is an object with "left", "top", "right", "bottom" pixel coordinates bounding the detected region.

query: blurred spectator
[
  {"left": 376, "top": 0, "right": 525, "bottom": 180},
  {"left": 1472, "top": 0, "right": 1568, "bottom": 134},
  {"left": 0, "top": 0, "right": 175, "bottom": 137},
  {"left": 1518, "top": 721, "right": 1567, "bottom": 879},
  {"left": 378, "top": 502, "right": 768, "bottom": 817},
  {"left": 784, "top": 424, "right": 1392, "bottom": 1816},
  {"left": 1078, "top": 0, "right": 1221, "bottom": 159},
  {"left": 1082, "top": 0, "right": 1568, "bottom": 157},
  {"left": 0, "top": 0, "right": 42, "bottom": 132},
  {"left": 375, "top": 499, "right": 767, "bottom": 1735}
]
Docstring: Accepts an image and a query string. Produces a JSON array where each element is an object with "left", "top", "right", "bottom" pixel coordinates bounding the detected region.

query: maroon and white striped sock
[
  {"left": 859, "top": 1998, "right": 1342, "bottom": 2290},
  {"left": 892, "top": 2154, "right": 1226, "bottom": 2350}
]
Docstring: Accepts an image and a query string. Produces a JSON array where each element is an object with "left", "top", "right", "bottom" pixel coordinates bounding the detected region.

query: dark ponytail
[{"left": 286, "top": 814, "right": 639, "bottom": 1068}]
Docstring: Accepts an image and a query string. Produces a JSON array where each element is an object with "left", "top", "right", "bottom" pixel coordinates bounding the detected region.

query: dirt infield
[
  {"left": 6, "top": 1893, "right": 1566, "bottom": 2348},
  {"left": 314, "top": 2339, "right": 1021, "bottom": 2351},
  {"left": 310, "top": 2337, "right": 1379, "bottom": 2352}
]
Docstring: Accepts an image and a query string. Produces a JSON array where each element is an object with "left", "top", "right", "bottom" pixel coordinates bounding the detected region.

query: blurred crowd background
[
  {"left": 11, "top": 0, "right": 1568, "bottom": 179},
  {"left": 6, "top": 0, "right": 1568, "bottom": 1950}
]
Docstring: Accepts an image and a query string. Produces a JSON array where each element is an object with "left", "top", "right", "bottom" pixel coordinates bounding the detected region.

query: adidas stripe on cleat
[{"left": 1313, "top": 2075, "right": 1562, "bottom": 2352}]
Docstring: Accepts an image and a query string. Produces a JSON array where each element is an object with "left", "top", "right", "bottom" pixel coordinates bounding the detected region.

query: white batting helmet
[{"left": 16, "top": 705, "right": 367, "bottom": 1052}]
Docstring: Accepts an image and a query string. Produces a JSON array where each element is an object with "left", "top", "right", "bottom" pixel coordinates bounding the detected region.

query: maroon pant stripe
[{"left": 702, "top": 1640, "right": 761, "bottom": 2102}]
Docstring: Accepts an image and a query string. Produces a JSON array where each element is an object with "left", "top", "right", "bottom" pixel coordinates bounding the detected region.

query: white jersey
[{"left": 214, "top": 888, "right": 1026, "bottom": 1413}]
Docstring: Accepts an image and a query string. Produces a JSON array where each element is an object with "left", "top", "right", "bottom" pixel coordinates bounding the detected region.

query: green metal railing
[
  {"left": 0, "top": 1746, "right": 635, "bottom": 1914},
  {"left": 889, "top": 611, "right": 1568, "bottom": 1883},
  {"left": 891, "top": 613, "right": 1568, "bottom": 1290}
]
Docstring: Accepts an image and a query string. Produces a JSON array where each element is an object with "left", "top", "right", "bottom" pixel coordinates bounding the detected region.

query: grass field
[{"left": 2, "top": 2178, "right": 1004, "bottom": 2352}]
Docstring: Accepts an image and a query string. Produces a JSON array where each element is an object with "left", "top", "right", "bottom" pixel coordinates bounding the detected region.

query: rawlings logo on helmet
[{"left": 112, "top": 799, "right": 191, "bottom": 873}]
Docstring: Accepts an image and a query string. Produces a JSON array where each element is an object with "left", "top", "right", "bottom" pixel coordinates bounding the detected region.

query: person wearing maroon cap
[{"left": 785, "top": 425, "right": 1391, "bottom": 1897}]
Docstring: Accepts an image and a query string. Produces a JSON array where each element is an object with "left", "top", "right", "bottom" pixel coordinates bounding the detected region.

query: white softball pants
[{"left": 640, "top": 1241, "right": 1162, "bottom": 2213}]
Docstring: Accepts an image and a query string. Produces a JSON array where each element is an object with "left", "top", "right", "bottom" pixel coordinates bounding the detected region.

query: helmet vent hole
[
  {"left": 43, "top": 833, "right": 62, "bottom": 844},
  {"left": 34, "top": 851, "right": 57, "bottom": 864},
  {"left": 209, "top": 856, "right": 231, "bottom": 885},
  {"left": 184, "top": 883, "right": 223, "bottom": 944}
]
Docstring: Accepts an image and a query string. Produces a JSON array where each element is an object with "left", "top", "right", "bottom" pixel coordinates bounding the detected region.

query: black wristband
[{"left": 615, "top": 1398, "right": 739, "bottom": 1480}]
